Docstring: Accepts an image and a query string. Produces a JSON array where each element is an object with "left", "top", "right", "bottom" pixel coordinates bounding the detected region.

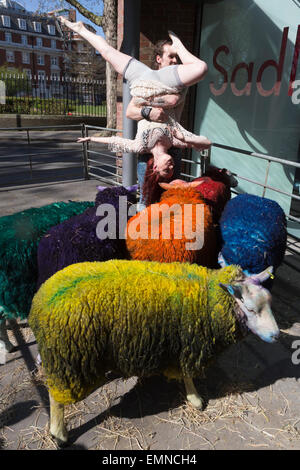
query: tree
[
  {"left": 66, "top": 25, "right": 106, "bottom": 81},
  {"left": 0, "top": 65, "right": 32, "bottom": 96},
  {"left": 58, "top": 0, "right": 117, "bottom": 131},
  {"left": 102, "top": 0, "right": 117, "bottom": 132}
]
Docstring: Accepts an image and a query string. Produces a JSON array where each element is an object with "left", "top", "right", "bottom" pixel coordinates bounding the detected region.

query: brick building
[
  {"left": 0, "top": 1, "right": 104, "bottom": 80},
  {"left": 116, "top": 0, "right": 199, "bottom": 131},
  {"left": 60, "top": 9, "right": 105, "bottom": 80},
  {"left": 0, "top": 0, "right": 64, "bottom": 79}
]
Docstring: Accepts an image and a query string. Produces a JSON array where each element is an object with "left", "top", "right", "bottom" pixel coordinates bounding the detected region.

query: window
[
  {"left": 38, "top": 70, "right": 45, "bottom": 79},
  {"left": 51, "top": 39, "right": 56, "bottom": 49},
  {"left": 23, "top": 69, "right": 31, "bottom": 78},
  {"left": 18, "top": 18, "right": 27, "bottom": 30},
  {"left": 36, "top": 37, "right": 43, "bottom": 48},
  {"left": 2, "top": 15, "right": 11, "bottom": 27},
  {"left": 5, "top": 32, "right": 12, "bottom": 42},
  {"left": 37, "top": 55, "right": 44, "bottom": 65},
  {"left": 51, "top": 56, "right": 58, "bottom": 66},
  {"left": 21, "top": 35, "right": 27, "bottom": 46},
  {"left": 48, "top": 24, "right": 56, "bottom": 35},
  {"left": 6, "top": 50, "right": 14, "bottom": 62},
  {"left": 22, "top": 51, "right": 30, "bottom": 64},
  {"left": 51, "top": 72, "right": 59, "bottom": 80},
  {"left": 33, "top": 22, "right": 41, "bottom": 32}
]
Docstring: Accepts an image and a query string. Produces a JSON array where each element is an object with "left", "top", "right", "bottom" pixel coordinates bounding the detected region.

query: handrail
[
  {"left": 210, "top": 141, "right": 300, "bottom": 238},
  {"left": 212, "top": 142, "right": 300, "bottom": 168}
]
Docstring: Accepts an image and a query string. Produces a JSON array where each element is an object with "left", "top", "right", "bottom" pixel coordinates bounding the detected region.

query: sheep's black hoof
[{"left": 51, "top": 434, "right": 69, "bottom": 449}]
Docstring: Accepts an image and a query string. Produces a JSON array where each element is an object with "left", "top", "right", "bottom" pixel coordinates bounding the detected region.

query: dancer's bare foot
[
  {"left": 168, "top": 30, "right": 183, "bottom": 54},
  {"left": 57, "top": 16, "right": 86, "bottom": 35}
]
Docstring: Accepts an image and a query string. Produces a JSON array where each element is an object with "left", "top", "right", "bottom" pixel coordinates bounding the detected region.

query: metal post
[
  {"left": 262, "top": 160, "right": 271, "bottom": 198},
  {"left": 81, "top": 123, "right": 90, "bottom": 179},
  {"left": 121, "top": 0, "right": 140, "bottom": 187}
]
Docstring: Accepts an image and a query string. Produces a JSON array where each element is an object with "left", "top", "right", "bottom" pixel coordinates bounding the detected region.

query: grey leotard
[{"left": 123, "top": 58, "right": 184, "bottom": 89}]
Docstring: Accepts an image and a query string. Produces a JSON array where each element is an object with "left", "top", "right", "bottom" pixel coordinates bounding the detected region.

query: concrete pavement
[{"left": 0, "top": 129, "right": 300, "bottom": 450}]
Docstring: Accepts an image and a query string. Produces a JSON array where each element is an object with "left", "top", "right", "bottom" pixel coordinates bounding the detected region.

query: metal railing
[
  {"left": 0, "top": 124, "right": 88, "bottom": 187},
  {"left": 82, "top": 124, "right": 123, "bottom": 187},
  {"left": 0, "top": 73, "right": 106, "bottom": 117},
  {"left": 182, "top": 143, "right": 300, "bottom": 240},
  {"left": 0, "top": 123, "right": 299, "bottom": 242}
]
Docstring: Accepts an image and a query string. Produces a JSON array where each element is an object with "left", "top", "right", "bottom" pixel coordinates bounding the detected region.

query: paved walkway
[{"left": 0, "top": 130, "right": 300, "bottom": 450}]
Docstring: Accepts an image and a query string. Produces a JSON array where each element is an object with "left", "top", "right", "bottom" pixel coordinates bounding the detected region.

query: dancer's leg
[
  {"left": 168, "top": 31, "right": 208, "bottom": 87},
  {"left": 58, "top": 17, "right": 132, "bottom": 75}
]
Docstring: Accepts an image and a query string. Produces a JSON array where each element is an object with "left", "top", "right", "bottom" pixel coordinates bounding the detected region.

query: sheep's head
[
  {"left": 219, "top": 267, "right": 279, "bottom": 343},
  {"left": 202, "top": 166, "right": 238, "bottom": 188},
  {"left": 95, "top": 184, "right": 138, "bottom": 208}
]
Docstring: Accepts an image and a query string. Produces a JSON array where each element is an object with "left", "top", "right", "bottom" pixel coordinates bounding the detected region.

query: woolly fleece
[
  {"left": 29, "top": 259, "right": 242, "bottom": 405},
  {"left": 126, "top": 187, "right": 218, "bottom": 267},
  {"left": 37, "top": 186, "right": 137, "bottom": 288},
  {"left": 220, "top": 194, "right": 287, "bottom": 274},
  {"left": 0, "top": 201, "right": 93, "bottom": 320}
]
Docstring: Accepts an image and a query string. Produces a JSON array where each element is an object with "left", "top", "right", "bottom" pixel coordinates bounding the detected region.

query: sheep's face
[
  {"left": 220, "top": 268, "right": 279, "bottom": 343},
  {"left": 201, "top": 166, "right": 239, "bottom": 187}
]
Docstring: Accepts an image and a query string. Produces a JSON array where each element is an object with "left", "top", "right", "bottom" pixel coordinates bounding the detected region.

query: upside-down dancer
[{"left": 58, "top": 17, "right": 211, "bottom": 204}]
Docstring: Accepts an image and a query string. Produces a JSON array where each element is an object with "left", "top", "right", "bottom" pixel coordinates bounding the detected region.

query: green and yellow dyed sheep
[
  {"left": 29, "top": 259, "right": 279, "bottom": 447},
  {"left": 0, "top": 200, "right": 94, "bottom": 354}
]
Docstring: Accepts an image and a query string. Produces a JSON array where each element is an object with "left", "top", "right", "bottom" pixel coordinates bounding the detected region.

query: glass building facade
[{"left": 193, "top": 0, "right": 300, "bottom": 236}]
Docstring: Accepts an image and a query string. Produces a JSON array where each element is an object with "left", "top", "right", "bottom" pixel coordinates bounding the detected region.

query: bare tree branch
[
  {"left": 64, "top": 0, "right": 103, "bottom": 26},
  {"left": 62, "top": 0, "right": 118, "bottom": 131}
]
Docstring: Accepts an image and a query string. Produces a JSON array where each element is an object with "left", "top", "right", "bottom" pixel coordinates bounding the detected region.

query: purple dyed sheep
[{"left": 37, "top": 185, "right": 138, "bottom": 288}]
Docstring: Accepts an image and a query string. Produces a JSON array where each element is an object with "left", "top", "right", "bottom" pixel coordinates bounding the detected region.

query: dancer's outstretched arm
[
  {"left": 77, "top": 136, "right": 144, "bottom": 153},
  {"left": 172, "top": 128, "right": 212, "bottom": 151}
]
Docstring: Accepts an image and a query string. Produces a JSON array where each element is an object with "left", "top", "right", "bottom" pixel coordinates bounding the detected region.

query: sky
[{"left": 22, "top": 0, "right": 104, "bottom": 35}]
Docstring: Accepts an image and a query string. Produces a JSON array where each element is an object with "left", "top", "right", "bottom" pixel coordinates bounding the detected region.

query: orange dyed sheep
[
  {"left": 126, "top": 186, "right": 218, "bottom": 266},
  {"left": 160, "top": 166, "right": 238, "bottom": 223}
]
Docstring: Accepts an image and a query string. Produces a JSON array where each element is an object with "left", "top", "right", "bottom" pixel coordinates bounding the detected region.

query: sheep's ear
[
  {"left": 219, "top": 283, "right": 243, "bottom": 299},
  {"left": 97, "top": 185, "right": 107, "bottom": 192},
  {"left": 125, "top": 184, "right": 139, "bottom": 193},
  {"left": 250, "top": 266, "right": 274, "bottom": 283},
  {"left": 189, "top": 180, "right": 204, "bottom": 187},
  {"left": 218, "top": 252, "right": 227, "bottom": 268},
  {"left": 159, "top": 182, "right": 172, "bottom": 190},
  {"left": 229, "top": 174, "right": 238, "bottom": 188}
]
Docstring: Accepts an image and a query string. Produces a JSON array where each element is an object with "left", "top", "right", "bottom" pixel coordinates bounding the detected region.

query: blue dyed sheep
[
  {"left": 36, "top": 185, "right": 138, "bottom": 289},
  {"left": 219, "top": 194, "right": 287, "bottom": 279}
]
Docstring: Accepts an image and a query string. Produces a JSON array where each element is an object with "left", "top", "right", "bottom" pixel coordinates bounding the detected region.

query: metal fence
[
  {"left": 181, "top": 142, "right": 300, "bottom": 244},
  {"left": 0, "top": 123, "right": 299, "bottom": 243},
  {"left": 82, "top": 124, "right": 123, "bottom": 187},
  {"left": 0, "top": 73, "right": 106, "bottom": 117},
  {"left": 0, "top": 124, "right": 87, "bottom": 188},
  {"left": 0, "top": 124, "right": 121, "bottom": 189}
]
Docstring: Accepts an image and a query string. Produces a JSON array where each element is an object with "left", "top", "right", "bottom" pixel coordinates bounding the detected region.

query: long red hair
[{"left": 142, "top": 157, "right": 173, "bottom": 206}]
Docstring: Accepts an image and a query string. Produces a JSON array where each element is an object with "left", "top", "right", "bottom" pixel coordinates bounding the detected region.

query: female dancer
[{"left": 58, "top": 17, "right": 211, "bottom": 203}]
